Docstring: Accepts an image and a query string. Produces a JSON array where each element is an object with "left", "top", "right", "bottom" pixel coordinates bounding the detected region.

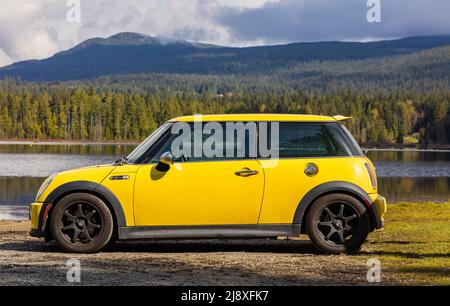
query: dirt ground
[{"left": 0, "top": 221, "right": 405, "bottom": 286}]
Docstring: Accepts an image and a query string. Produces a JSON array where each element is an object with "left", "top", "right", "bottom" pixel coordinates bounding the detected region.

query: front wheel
[
  {"left": 50, "top": 193, "right": 113, "bottom": 253},
  {"left": 306, "top": 194, "right": 370, "bottom": 254}
]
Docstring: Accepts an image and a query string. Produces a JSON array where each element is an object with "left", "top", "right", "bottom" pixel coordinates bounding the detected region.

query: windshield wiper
[{"left": 114, "top": 156, "right": 129, "bottom": 166}]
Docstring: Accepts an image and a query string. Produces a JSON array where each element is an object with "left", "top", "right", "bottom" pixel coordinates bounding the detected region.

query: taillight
[{"left": 364, "top": 162, "right": 377, "bottom": 190}]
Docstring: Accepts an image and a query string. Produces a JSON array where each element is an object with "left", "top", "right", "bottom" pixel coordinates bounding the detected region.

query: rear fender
[{"left": 293, "top": 181, "right": 381, "bottom": 233}]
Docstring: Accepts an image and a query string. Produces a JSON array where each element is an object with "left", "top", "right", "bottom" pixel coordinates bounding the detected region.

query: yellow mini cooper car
[{"left": 30, "top": 114, "right": 386, "bottom": 254}]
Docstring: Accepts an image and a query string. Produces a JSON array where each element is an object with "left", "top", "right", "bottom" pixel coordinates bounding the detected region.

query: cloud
[
  {"left": 0, "top": 49, "right": 13, "bottom": 67},
  {"left": 217, "top": 0, "right": 450, "bottom": 44},
  {"left": 0, "top": 0, "right": 449, "bottom": 65},
  {"left": 0, "top": 1, "right": 77, "bottom": 65},
  {"left": 75, "top": 0, "right": 274, "bottom": 46}
]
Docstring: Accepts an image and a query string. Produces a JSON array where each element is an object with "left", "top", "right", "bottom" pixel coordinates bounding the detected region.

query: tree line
[{"left": 0, "top": 86, "right": 449, "bottom": 147}]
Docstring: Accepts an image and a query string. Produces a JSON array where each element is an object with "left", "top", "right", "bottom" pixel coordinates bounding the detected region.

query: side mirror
[{"left": 159, "top": 151, "right": 174, "bottom": 166}]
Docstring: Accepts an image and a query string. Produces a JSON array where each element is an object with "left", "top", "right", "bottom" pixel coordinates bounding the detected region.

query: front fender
[{"left": 31, "top": 181, "right": 126, "bottom": 239}]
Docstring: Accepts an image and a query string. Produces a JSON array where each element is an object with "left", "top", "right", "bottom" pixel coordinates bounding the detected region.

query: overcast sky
[{"left": 0, "top": 0, "right": 449, "bottom": 67}]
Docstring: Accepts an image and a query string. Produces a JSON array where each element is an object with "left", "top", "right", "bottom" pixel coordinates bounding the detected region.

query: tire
[
  {"left": 306, "top": 193, "right": 370, "bottom": 254},
  {"left": 50, "top": 193, "right": 114, "bottom": 253}
]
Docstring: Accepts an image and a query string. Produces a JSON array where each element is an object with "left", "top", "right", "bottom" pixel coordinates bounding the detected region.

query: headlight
[{"left": 35, "top": 175, "right": 55, "bottom": 201}]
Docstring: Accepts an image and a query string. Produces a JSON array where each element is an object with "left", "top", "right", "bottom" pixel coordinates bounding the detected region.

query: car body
[{"left": 30, "top": 114, "right": 387, "bottom": 254}]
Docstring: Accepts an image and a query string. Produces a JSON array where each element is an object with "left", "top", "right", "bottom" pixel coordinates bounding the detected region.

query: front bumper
[{"left": 29, "top": 202, "right": 52, "bottom": 238}]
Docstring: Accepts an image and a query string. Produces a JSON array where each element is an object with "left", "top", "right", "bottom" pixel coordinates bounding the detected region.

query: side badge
[
  {"left": 304, "top": 163, "right": 319, "bottom": 177},
  {"left": 109, "top": 175, "right": 130, "bottom": 181}
]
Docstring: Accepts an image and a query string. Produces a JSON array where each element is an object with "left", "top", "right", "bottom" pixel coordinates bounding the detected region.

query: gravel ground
[{"left": 0, "top": 221, "right": 403, "bottom": 286}]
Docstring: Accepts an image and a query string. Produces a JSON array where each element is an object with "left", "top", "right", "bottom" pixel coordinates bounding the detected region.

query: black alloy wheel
[
  {"left": 306, "top": 193, "right": 371, "bottom": 254},
  {"left": 50, "top": 193, "right": 113, "bottom": 253}
]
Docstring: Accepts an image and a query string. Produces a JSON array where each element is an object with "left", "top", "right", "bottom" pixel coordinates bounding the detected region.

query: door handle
[{"left": 235, "top": 168, "right": 259, "bottom": 177}]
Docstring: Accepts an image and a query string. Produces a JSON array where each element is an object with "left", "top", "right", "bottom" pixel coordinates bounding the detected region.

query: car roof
[{"left": 169, "top": 114, "right": 349, "bottom": 122}]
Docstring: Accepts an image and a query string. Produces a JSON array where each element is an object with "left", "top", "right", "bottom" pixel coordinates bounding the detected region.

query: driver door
[{"left": 133, "top": 123, "right": 264, "bottom": 226}]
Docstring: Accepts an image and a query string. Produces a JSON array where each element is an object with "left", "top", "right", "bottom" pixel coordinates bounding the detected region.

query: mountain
[{"left": 1, "top": 32, "right": 450, "bottom": 82}]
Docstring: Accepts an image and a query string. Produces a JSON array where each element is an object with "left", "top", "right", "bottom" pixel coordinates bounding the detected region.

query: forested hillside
[
  {"left": 0, "top": 81, "right": 448, "bottom": 147},
  {"left": 1, "top": 33, "right": 450, "bottom": 82},
  {"left": 1, "top": 34, "right": 450, "bottom": 147}
]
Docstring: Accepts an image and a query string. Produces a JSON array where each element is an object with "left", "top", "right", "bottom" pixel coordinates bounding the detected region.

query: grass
[{"left": 358, "top": 202, "right": 450, "bottom": 285}]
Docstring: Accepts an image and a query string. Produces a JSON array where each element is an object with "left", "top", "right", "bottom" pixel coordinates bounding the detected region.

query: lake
[{"left": 1, "top": 144, "right": 449, "bottom": 220}]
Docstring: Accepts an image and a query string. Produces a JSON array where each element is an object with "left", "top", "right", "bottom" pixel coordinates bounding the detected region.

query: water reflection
[
  {"left": 378, "top": 177, "right": 450, "bottom": 202},
  {"left": 367, "top": 150, "right": 450, "bottom": 177},
  {"left": 0, "top": 177, "right": 44, "bottom": 220},
  {"left": 367, "top": 150, "right": 450, "bottom": 162},
  {"left": 0, "top": 143, "right": 135, "bottom": 155},
  {"left": 0, "top": 144, "right": 136, "bottom": 177},
  {"left": 0, "top": 153, "right": 117, "bottom": 177}
]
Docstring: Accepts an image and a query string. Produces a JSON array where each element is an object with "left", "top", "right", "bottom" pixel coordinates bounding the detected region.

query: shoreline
[
  {"left": 0, "top": 140, "right": 139, "bottom": 146},
  {"left": 0, "top": 220, "right": 30, "bottom": 232},
  {"left": 364, "top": 147, "right": 450, "bottom": 152},
  {"left": 1, "top": 140, "right": 450, "bottom": 152}
]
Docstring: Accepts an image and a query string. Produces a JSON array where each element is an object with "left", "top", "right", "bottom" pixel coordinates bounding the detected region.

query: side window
[
  {"left": 150, "top": 132, "right": 180, "bottom": 163},
  {"left": 140, "top": 122, "right": 256, "bottom": 163},
  {"left": 140, "top": 130, "right": 180, "bottom": 164},
  {"left": 275, "top": 122, "right": 352, "bottom": 158}
]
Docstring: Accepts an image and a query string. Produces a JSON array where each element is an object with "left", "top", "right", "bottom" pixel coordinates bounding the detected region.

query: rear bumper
[
  {"left": 29, "top": 202, "right": 52, "bottom": 238},
  {"left": 370, "top": 194, "right": 387, "bottom": 229}
]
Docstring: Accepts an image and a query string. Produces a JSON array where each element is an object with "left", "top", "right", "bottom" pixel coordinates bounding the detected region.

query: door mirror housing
[{"left": 159, "top": 151, "right": 174, "bottom": 166}]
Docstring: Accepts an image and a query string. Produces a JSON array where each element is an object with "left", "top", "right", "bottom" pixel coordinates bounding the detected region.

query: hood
[{"left": 36, "top": 164, "right": 117, "bottom": 202}]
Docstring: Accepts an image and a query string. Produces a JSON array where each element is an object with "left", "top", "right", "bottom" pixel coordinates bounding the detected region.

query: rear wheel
[
  {"left": 306, "top": 194, "right": 370, "bottom": 254},
  {"left": 50, "top": 193, "right": 113, "bottom": 253}
]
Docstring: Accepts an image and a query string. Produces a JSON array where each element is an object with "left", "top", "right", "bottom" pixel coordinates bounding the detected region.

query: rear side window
[
  {"left": 337, "top": 123, "right": 364, "bottom": 156},
  {"left": 269, "top": 122, "right": 359, "bottom": 158}
]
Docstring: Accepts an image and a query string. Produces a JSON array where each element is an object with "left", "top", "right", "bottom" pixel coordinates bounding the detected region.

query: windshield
[{"left": 126, "top": 123, "right": 172, "bottom": 164}]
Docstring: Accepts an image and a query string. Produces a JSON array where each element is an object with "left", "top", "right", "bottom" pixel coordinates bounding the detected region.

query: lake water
[{"left": 0, "top": 144, "right": 449, "bottom": 220}]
